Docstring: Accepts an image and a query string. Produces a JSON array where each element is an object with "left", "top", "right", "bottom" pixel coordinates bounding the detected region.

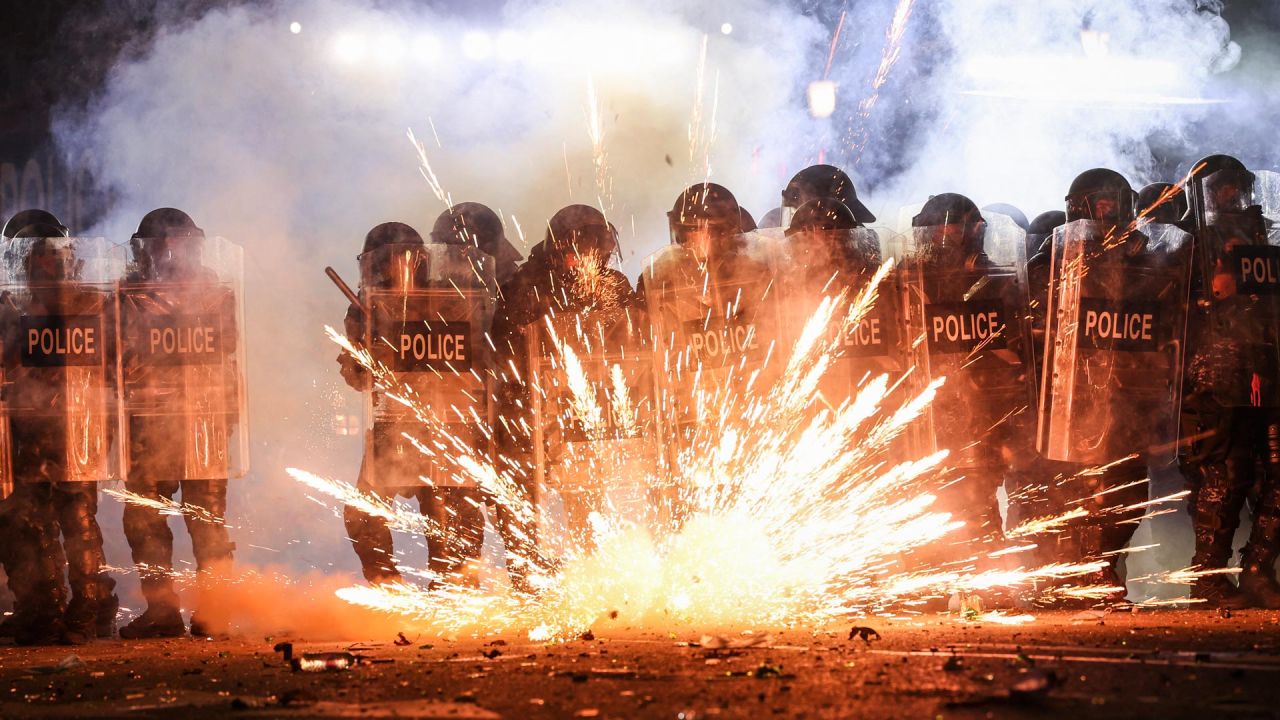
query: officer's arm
[{"left": 338, "top": 301, "right": 371, "bottom": 391}]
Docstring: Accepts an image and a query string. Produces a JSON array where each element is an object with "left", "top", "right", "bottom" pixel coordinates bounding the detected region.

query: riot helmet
[
  {"left": 982, "top": 203, "right": 1028, "bottom": 231},
  {"left": 359, "top": 222, "right": 428, "bottom": 292},
  {"left": 544, "top": 204, "right": 619, "bottom": 271},
  {"left": 758, "top": 207, "right": 784, "bottom": 229},
  {"left": 667, "top": 183, "right": 742, "bottom": 262},
  {"left": 431, "top": 202, "right": 503, "bottom": 251},
  {"left": 1185, "top": 154, "right": 1257, "bottom": 224},
  {"left": 1026, "top": 210, "right": 1066, "bottom": 256},
  {"left": 739, "top": 206, "right": 758, "bottom": 233},
  {"left": 786, "top": 197, "right": 878, "bottom": 273},
  {"left": 9, "top": 222, "right": 75, "bottom": 284},
  {"left": 781, "top": 164, "right": 875, "bottom": 225},
  {"left": 912, "top": 192, "right": 986, "bottom": 260},
  {"left": 1065, "top": 168, "right": 1136, "bottom": 230},
  {"left": 1137, "top": 182, "right": 1188, "bottom": 224},
  {"left": 3, "top": 209, "right": 66, "bottom": 240},
  {"left": 131, "top": 207, "right": 207, "bottom": 281}
]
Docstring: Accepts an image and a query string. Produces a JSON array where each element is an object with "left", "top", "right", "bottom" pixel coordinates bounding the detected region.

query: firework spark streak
[
  {"left": 295, "top": 260, "right": 1174, "bottom": 638},
  {"left": 105, "top": 489, "right": 232, "bottom": 528}
]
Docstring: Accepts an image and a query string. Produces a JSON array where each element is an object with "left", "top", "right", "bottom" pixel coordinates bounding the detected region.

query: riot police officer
[
  {"left": 492, "top": 204, "right": 641, "bottom": 589},
  {"left": 641, "top": 183, "right": 783, "bottom": 523},
  {"left": 1037, "top": 169, "right": 1191, "bottom": 602},
  {"left": 898, "top": 194, "right": 1035, "bottom": 589},
  {"left": 119, "top": 208, "right": 245, "bottom": 638},
  {"left": 339, "top": 220, "right": 493, "bottom": 588},
  {"left": 0, "top": 216, "right": 119, "bottom": 644},
  {"left": 1179, "top": 155, "right": 1280, "bottom": 608}
]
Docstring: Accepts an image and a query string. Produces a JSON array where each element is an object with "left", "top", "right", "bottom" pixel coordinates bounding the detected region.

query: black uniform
[{"left": 1178, "top": 156, "right": 1280, "bottom": 609}]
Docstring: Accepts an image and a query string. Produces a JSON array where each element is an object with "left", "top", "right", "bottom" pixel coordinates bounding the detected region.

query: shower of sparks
[
  {"left": 686, "top": 34, "right": 720, "bottom": 179},
  {"left": 585, "top": 76, "right": 614, "bottom": 214},
  {"left": 288, "top": 254, "right": 1170, "bottom": 640},
  {"left": 408, "top": 127, "right": 451, "bottom": 207},
  {"left": 851, "top": 0, "right": 917, "bottom": 162},
  {"left": 105, "top": 489, "right": 232, "bottom": 528}
]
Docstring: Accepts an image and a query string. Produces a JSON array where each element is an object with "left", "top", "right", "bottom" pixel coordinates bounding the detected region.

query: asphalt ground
[{"left": 1, "top": 609, "right": 1279, "bottom": 718}]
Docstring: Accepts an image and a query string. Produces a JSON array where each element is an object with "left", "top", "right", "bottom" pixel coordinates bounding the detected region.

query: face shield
[
  {"left": 1201, "top": 167, "right": 1257, "bottom": 217},
  {"left": 669, "top": 218, "right": 739, "bottom": 263},
  {"left": 135, "top": 234, "right": 205, "bottom": 280},
  {"left": 26, "top": 240, "right": 78, "bottom": 284},
  {"left": 1067, "top": 189, "right": 1133, "bottom": 228},
  {"left": 359, "top": 242, "right": 430, "bottom": 293},
  {"left": 913, "top": 217, "right": 986, "bottom": 261}
]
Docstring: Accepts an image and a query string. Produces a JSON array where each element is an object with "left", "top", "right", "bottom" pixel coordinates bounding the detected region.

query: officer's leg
[
  {"left": 181, "top": 479, "right": 236, "bottom": 637},
  {"left": 0, "top": 502, "right": 20, "bottom": 637},
  {"left": 55, "top": 484, "right": 115, "bottom": 643},
  {"left": 1186, "top": 408, "right": 1252, "bottom": 608},
  {"left": 344, "top": 456, "right": 401, "bottom": 584},
  {"left": 9, "top": 483, "right": 68, "bottom": 645},
  {"left": 1092, "top": 458, "right": 1150, "bottom": 597},
  {"left": 492, "top": 448, "right": 541, "bottom": 593},
  {"left": 120, "top": 477, "right": 186, "bottom": 638},
  {"left": 423, "top": 487, "right": 484, "bottom": 585},
  {"left": 1239, "top": 416, "right": 1280, "bottom": 608}
]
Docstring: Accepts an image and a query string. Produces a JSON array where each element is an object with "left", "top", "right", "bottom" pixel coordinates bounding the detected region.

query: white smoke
[{"left": 51, "top": 0, "right": 1265, "bottom": 603}]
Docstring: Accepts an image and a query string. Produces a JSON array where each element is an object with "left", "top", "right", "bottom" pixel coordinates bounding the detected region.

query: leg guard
[{"left": 121, "top": 478, "right": 181, "bottom": 611}]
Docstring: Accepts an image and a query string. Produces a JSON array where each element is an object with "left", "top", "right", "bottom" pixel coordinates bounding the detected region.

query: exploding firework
[{"left": 284, "top": 256, "right": 1172, "bottom": 641}]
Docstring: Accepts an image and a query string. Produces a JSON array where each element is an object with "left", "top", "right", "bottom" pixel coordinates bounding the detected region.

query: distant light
[
  {"left": 720, "top": 22, "right": 733, "bottom": 35},
  {"left": 332, "top": 32, "right": 367, "bottom": 65},
  {"left": 289, "top": 21, "right": 302, "bottom": 35},
  {"left": 462, "top": 31, "right": 493, "bottom": 60},
  {"left": 414, "top": 33, "right": 442, "bottom": 61},
  {"left": 495, "top": 31, "right": 524, "bottom": 61},
  {"left": 808, "top": 80, "right": 837, "bottom": 118}
]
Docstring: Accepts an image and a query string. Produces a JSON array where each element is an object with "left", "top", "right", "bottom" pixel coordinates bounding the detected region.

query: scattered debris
[
  {"left": 394, "top": 632, "right": 412, "bottom": 646},
  {"left": 849, "top": 626, "right": 881, "bottom": 644},
  {"left": 580, "top": 630, "right": 596, "bottom": 641},
  {"left": 1009, "top": 669, "right": 1058, "bottom": 703},
  {"left": 700, "top": 633, "right": 773, "bottom": 650},
  {"left": 28, "top": 655, "right": 85, "bottom": 675},
  {"left": 1070, "top": 610, "right": 1107, "bottom": 624},
  {"left": 753, "top": 663, "right": 784, "bottom": 679},
  {"left": 292, "top": 652, "right": 361, "bottom": 672},
  {"left": 575, "top": 709, "right": 600, "bottom": 718},
  {"left": 1219, "top": 607, "right": 1233, "bottom": 619},
  {"left": 273, "top": 642, "right": 294, "bottom": 662},
  {"left": 943, "top": 655, "right": 964, "bottom": 672},
  {"left": 482, "top": 648, "right": 503, "bottom": 659}
]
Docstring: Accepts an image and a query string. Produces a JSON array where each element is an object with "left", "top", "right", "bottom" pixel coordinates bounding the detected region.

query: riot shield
[
  {"left": 118, "top": 235, "right": 248, "bottom": 482},
  {"left": 642, "top": 241, "right": 784, "bottom": 471},
  {"left": 1039, "top": 220, "right": 1191, "bottom": 464},
  {"left": 897, "top": 213, "right": 1036, "bottom": 471},
  {"left": 360, "top": 243, "right": 495, "bottom": 490},
  {"left": 0, "top": 236, "right": 121, "bottom": 484},
  {"left": 526, "top": 307, "right": 657, "bottom": 543},
  {"left": 776, "top": 226, "right": 906, "bottom": 415}
]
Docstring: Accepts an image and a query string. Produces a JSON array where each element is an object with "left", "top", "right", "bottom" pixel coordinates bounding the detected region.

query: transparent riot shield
[
  {"left": 360, "top": 243, "right": 496, "bottom": 490},
  {"left": 642, "top": 241, "right": 784, "bottom": 474},
  {"left": 776, "top": 226, "right": 906, "bottom": 416},
  {"left": 0, "top": 236, "right": 121, "bottom": 485},
  {"left": 897, "top": 214, "right": 1036, "bottom": 471},
  {"left": 117, "top": 235, "right": 248, "bottom": 482},
  {"left": 1039, "top": 220, "right": 1191, "bottom": 464},
  {"left": 526, "top": 308, "right": 657, "bottom": 546}
]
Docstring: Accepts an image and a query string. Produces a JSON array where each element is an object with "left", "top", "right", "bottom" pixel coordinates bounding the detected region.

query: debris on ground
[
  {"left": 28, "top": 655, "right": 84, "bottom": 675},
  {"left": 292, "top": 652, "right": 361, "bottom": 672},
  {"left": 849, "top": 626, "right": 882, "bottom": 644},
  {"left": 699, "top": 633, "right": 773, "bottom": 649},
  {"left": 394, "top": 632, "right": 412, "bottom": 646},
  {"left": 1009, "top": 669, "right": 1058, "bottom": 702}
]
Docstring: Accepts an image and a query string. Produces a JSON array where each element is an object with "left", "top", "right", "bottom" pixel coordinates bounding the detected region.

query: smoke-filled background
[{"left": 6, "top": 0, "right": 1275, "bottom": 609}]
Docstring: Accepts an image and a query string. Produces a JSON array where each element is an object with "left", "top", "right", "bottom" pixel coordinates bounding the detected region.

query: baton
[{"left": 325, "top": 267, "right": 365, "bottom": 314}]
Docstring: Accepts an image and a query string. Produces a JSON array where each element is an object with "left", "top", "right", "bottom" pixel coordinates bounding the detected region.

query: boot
[
  {"left": 1192, "top": 574, "right": 1250, "bottom": 609},
  {"left": 62, "top": 583, "right": 103, "bottom": 645},
  {"left": 189, "top": 611, "right": 227, "bottom": 639},
  {"left": 14, "top": 611, "right": 65, "bottom": 646},
  {"left": 1239, "top": 480, "right": 1280, "bottom": 609},
  {"left": 97, "top": 589, "right": 120, "bottom": 638},
  {"left": 119, "top": 605, "right": 186, "bottom": 640}
]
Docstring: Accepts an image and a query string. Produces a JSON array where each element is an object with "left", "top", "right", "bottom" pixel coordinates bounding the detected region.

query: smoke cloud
[{"left": 49, "top": 0, "right": 1271, "bottom": 610}]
